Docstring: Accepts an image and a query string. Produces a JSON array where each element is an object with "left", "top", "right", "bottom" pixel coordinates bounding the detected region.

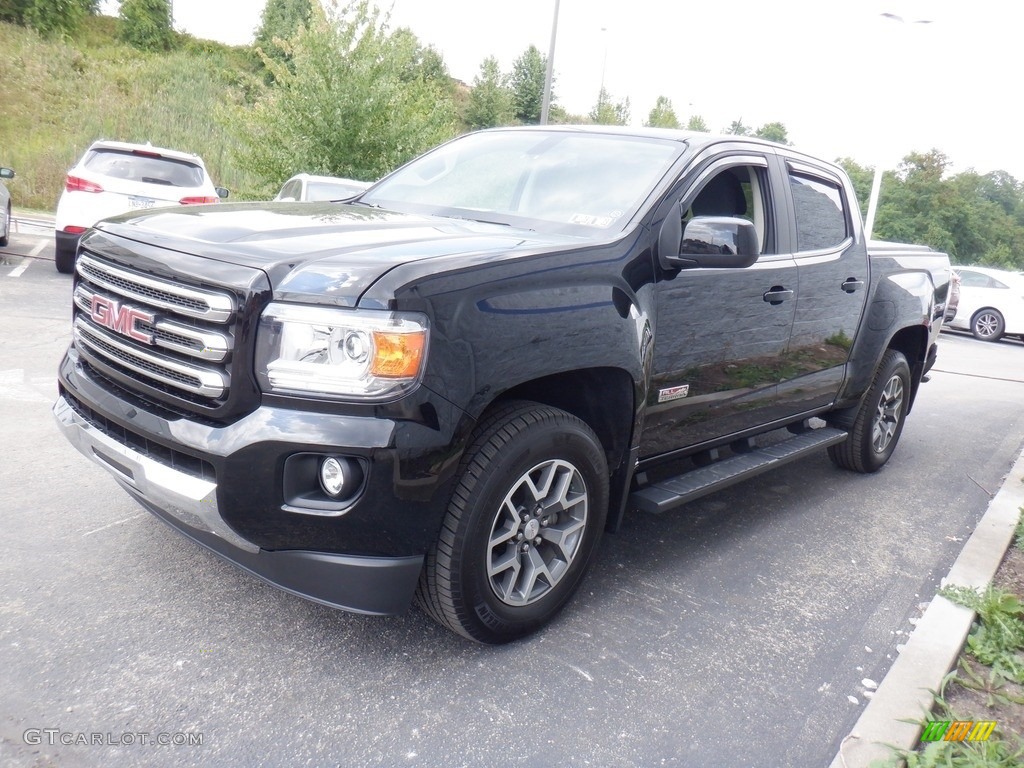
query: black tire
[
  {"left": 55, "top": 238, "right": 76, "bottom": 274},
  {"left": 0, "top": 202, "right": 10, "bottom": 247},
  {"left": 828, "top": 349, "right": 911, "bottom": 474},
  {"left": 970, "top": 308, "right": 1004, "bottom": 341},
  {"left": 416, "top": 401, "right": 608, "bottom": 644}
]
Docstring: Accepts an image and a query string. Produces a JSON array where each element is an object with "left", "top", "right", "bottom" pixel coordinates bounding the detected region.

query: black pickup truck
[{"left": 54, "top": 127, "right": 952, "bottom": 643}]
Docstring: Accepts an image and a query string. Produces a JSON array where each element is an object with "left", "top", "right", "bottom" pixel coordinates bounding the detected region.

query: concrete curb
[{"left": 829, "top": 446, "right": 1024, "bottom": 767}]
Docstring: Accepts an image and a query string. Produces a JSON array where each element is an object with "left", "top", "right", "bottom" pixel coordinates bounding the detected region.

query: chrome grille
[
  {"left": 77, "top": 253, "right": 234, "bottom": 322},
  {"left": 74, "top": 254, "right": 236, "bottom": 403}
]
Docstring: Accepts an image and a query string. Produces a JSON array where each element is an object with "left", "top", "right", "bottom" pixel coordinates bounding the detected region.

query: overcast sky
[{"left": 105, "top": 0, "right": 1022, "bottom": 180}]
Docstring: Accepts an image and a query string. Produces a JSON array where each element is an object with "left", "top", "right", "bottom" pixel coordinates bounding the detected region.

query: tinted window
[
  {"left": 85, "top": 149, "right": 205, "bottom": 188},
  {"left": 790, "top": 173, "right": 847, "bottom": 251}
]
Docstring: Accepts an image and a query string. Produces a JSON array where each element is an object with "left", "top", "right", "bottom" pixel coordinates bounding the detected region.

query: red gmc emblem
[{"left": 90, "top": 295, "right": 155, "bottom": 344}]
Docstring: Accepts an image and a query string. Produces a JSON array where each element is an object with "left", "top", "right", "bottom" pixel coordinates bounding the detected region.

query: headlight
[{"left": 256, "top": 303, "right": 428, "bottom": 400}]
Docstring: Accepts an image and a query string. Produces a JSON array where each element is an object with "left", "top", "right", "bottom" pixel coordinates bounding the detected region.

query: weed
[{"left": 940, "top": 585, "right": 1024, "bottom": 683}]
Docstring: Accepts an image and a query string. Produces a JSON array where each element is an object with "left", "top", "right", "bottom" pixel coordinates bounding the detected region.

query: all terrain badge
[{"left": 657, "top": 384, "right": 690, "bottom": 403}]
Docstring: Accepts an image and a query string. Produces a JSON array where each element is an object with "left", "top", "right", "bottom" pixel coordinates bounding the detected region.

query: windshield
[
  {"left": 306, "top": 180, "right": 367, "bottom": 201},
  {"left": 360, "top": 130, "right": 683, "bottom": 235}
]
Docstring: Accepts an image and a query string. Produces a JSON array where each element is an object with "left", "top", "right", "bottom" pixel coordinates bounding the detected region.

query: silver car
[
  {"left": 275, "top": 173, "right": 371, "bottom": 202},
  {"left": 0, "top": 166, "right": 14, "bottom": 248}
]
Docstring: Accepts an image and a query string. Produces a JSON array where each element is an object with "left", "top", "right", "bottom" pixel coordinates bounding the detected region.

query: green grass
[
  {"left": 0, "top": 17, "right": 270, "bottom": 210},
  {"left": 877, "top": 509, "right": 1024, "bottom": 767}
]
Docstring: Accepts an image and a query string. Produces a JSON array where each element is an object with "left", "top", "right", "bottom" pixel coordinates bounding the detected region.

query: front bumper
[{"left": 54, "top": 394, "right": 425, "bottom": 615}]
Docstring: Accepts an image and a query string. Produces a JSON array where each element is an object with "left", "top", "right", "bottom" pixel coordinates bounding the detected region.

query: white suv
[{"left": 54, "top": 140, "right": 227, "bottom": 273}]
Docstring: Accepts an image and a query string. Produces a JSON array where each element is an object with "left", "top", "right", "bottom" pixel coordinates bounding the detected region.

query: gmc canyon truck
[{"left": 54, "top": 127, "right": 952, "bottom": 643}]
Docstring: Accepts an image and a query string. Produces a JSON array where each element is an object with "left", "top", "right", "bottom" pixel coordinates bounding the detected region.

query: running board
[{"left": 629, "top": 427, "right": 849, "bottom": 514}]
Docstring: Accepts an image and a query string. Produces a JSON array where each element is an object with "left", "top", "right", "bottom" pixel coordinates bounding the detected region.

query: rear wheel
[
  {"left": 828, "top": 349, "right": 911, "bottom": 473},
  {"left": 55, "top": 237, "right": 76, "bottom": 274},
  {"left": 416, "top": 401, "right": 608, "bottom": 644},
  {"left": 971, "top": 308, "right": 1004, "bottom": 341}
]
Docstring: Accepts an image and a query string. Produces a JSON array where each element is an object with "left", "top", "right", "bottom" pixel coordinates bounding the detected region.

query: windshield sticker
[{"left": 569, "top": 213, "right": 617, "bottom": 227}]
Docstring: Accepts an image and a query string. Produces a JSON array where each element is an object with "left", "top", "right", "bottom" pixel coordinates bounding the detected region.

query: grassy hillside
[{"left": 0, "top": 16, "right": 271, "bottom": 210}]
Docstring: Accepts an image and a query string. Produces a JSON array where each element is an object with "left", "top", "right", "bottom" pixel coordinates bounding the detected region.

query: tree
[
  {"left": 589, "top": 87, "right": 629, "bottom": 126},
  {"left": 465, "top": 56, "right": 513, "bottom": 130},
  {"left": 754, "top": 121, "right": 789, "bottom": 144},
  {"left": 509, "top": 45, "right": 548, "bottom": 124},
  {"left": 644, "top": 96, "right": 679, "bottom": 129},
  {"left": 16, "top": 0, "right": 93, "bottom": 36},
  {"left": 119, "top": 0, "right": 174, "bottom": 51},
  {"left": 725, "top": 118, "right": 749, "bottom": 136},
  {"left": 232, "top": 0, "right": 456, "bottom": 184},
  {"left": 835, "top": 157, "right": 874, "bottom": 215},
  {"left": 685, "top": 115, "right": 709, "bottom": 132},
  {"left": 254, "top": 0, "right": 313, "bottom": 63}
]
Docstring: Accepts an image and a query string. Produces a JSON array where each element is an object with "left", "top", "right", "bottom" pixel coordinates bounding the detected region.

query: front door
[{"left": 639, "top": 154, "right": 800, "bottom": 459}]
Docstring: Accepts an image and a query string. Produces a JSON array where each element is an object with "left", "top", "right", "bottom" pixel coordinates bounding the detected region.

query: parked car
[
  {"left": 274, "top": 173, "right": 370, "bottom": 202},
  {"left": 946, "top": 266, "right": 1024, "bottom": 342},
  {"left": 55, "top": 126, "right": 951, "bottom": 644},
  {"left": 54, "top": 140, "right": 228, "bottom": 274},
  {"left": 0, "top": 166, "right": 14, "bottom": 248}
]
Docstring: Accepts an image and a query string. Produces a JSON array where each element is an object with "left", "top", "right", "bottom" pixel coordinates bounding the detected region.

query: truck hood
[{"left": 95, "top": 202, "right": 585, "bottom": 307}]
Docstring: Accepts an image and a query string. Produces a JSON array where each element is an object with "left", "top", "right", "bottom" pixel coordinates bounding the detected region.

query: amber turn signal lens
[{"left": 370, "top": 331, "right": 426, "bottom": 378}]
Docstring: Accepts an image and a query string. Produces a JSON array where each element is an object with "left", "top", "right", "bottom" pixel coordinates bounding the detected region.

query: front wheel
[
  {"left": 971, "top": 308, "right": 1004, "bottom": 341},
  {"left": 828, "top": 349, "right": 911, "bottom": 473},
  {"left": 416, "top": 401, "right": 608, "bottom": 644}
]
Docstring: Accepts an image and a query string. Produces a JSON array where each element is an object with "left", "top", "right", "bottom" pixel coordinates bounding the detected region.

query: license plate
[{"left": 128, "top": 196, "right": 156, "bottom": 210}]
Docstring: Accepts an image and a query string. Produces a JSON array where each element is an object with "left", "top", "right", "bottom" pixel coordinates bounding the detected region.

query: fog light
[{"left": 319, "top": 457, "right": 347, "bottom": 497}]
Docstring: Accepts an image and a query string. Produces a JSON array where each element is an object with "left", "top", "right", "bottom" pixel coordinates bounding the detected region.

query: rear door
[{"left": 774, "top": 157, "right": 869, "bottom": 413}]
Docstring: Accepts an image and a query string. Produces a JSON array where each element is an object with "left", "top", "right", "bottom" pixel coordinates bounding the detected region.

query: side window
[
  {"left": 957, "top": 270, "right": 986, "bottom": 287},
  {"left": 957, "top": 270, "right": 1006, "bottom": 288},
  {"left": 789, "top": 172, "right": 848, "bottom": 252},
  {"left": 685, "top": 164, "right": 773, "bottom": 254}
]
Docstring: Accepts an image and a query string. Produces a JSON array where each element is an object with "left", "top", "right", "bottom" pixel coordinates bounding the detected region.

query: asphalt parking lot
[{"left": 2, "top": 229, "right": 1023, "bottom": 767}]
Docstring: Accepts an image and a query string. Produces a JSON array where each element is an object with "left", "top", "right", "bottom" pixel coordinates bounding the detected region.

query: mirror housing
[
  {"left": 0, "top": 167, "right": 15, "bottom": 180},
  {"left": 668, "top": 216, "right": 760, "bottom": 269},
  {"left": 216, "top": 186, "right": 230, "bottom": 199}
]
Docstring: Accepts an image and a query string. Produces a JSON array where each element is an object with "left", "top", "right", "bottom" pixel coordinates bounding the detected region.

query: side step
[{"left": 629, "top": 427, "right": 848, "bottom": 514}]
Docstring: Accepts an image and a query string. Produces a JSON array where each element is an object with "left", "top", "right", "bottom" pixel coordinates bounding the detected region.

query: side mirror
[
  {"left": 215, "top": 187, "right": 230, "bottom": 199},
  {"left": 0, "top": 167, "right": 15, "bottom": 180},
  {"left": 673, "top": 216, "right": 760, "bottom": 269}
]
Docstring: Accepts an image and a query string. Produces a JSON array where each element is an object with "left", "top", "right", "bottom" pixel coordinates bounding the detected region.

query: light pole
[
  {"left": 863, "top": 11, "right": 933, "bottom": 239},
  {"left": 539, "top": 0, "right": 560, "bottom": 125}
]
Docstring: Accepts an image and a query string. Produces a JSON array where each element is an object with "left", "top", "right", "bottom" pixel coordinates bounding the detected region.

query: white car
[
  {"left": 274, "top": 173, "right": 370, "bottom": 202},
  {"left": 946, "top": 266, "right": 1024, "bottom": 342},
  {"left": 0, "top": 166, "right": 14, "bottom": 248},
  {"left": 54, "top": 140, "right": 227, "bottom": 273}
]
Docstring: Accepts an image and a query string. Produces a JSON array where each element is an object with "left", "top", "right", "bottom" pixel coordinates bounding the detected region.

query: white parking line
[
  {"left": 28, "top": 239, "right": 47, "bottom": 257},
  {"left": 7, "top": 257, "right": 32, "bottom": 278}
]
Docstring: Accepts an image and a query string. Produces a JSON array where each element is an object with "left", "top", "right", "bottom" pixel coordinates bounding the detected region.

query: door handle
[
  {"left": 763, "top": 286, "right": 794, "bottom": 305},
  {"left": 842, "top": 278, "right": 865, "bottom": 293}
]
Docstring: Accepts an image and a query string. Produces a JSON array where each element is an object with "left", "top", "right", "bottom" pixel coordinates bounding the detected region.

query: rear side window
[
  {"left": 790, "top": 172, "right": 848, "bottom": 251},
  {"left": 958, "top": 270, "right": 1007, "bottom": 289},
  {"left": 84, "top": 149, "right": 205, "bottom": 188}
]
